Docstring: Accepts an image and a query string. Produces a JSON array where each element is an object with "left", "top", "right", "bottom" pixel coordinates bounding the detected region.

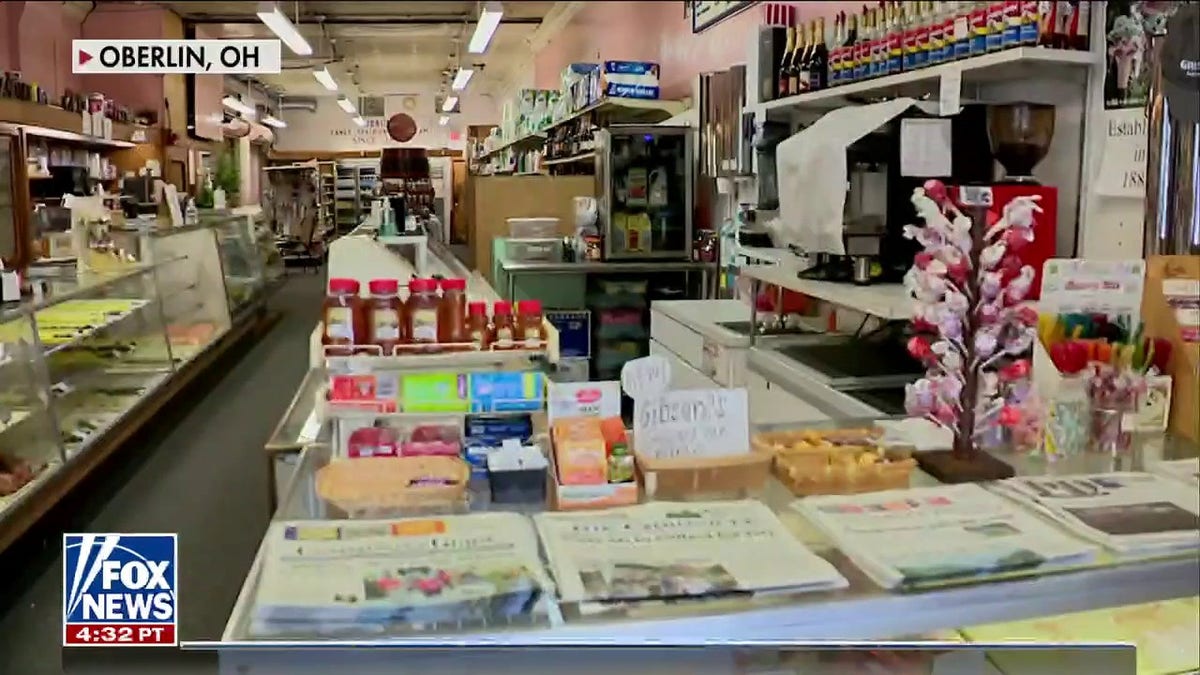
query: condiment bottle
[
  {"left": 969, "top": 1, "right": 990, "bottom": 55},
  {"left": 985, "top": 1, "right": 1006, "bottom": 52},
  {"left": 405, "top": 278, "right": 441, "bottom": 351},
  {"left": 321, "top": 278, "right": 366, "bottom": 356},
  {"left": 466, "top": 301, "right": 492, "bottom": 351},
  {"left": 516, "top": 300, "right": 546, "bottom": 350},
  {"left": 365, "top": 279, "right": 405, "bottom": 355},
  {"left": 492, "top": 301, "right": 516, "bottom": 350},
  {"left": 437, "top": 278, "right": 469, "bottom": 347}
]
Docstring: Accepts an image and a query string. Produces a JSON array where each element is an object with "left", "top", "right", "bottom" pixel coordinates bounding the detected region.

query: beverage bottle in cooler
[
  {"left": 1019, "top": 0, "right": 1040, "bottom": 45},
  {"left": 887, "top": 2, "right": 904, "bottom": 74},
  {"left": 811, "top": 17, "right": 829, "bottom": 89},
  {"left": 928, "top": 1, "right": 946, "bottom": 66},
  {"left": 777, "top": 22, "right": 796, "bottom": 97},
  {"left": 1066, "top": 0, "right": 1089, "bottom": 50},
  {"left": 1001, "top": 0, "right": 1022, "bottom": 49},
  {"left": 986, "top": 1, "right": 1006, "bottom": 52},
  {"left": 914, "top": 1, "right": 932, "bottom": 69},
  {"left": 951, "top": 1, "right": 971, "bottom": 59},
  {"left": 969, "top": 1, "right": 990, "bottom": 55}
]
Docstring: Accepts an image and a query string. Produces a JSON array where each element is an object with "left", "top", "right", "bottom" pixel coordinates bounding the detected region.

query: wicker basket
[
  {"left": 315, "top": 456, "right": 469, "bottom": 514},
  {"left": 752, "top": 427, "right": 916, "bottom": 496}
]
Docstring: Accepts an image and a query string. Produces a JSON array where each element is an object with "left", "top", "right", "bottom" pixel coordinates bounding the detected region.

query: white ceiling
[{"left": 151, "top": 1, "right": 565, "bottom": 97}]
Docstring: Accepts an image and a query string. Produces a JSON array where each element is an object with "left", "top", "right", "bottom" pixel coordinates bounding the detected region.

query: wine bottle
[
  {"left": 789, "top": 22, "right": 809, "bottom": 94},
  {"left": 1067, "top": 0, "right": 1089, "bottom": 50},
  {"left": 853, "top": 5, "right": 869, "bottom": 81},
  {"left": 845, "top": 11, "right": 860, "bottom": 82},
  {"left": 811, "top": 17, "right": 829, "bottom": 90},
  {"left": 887, "top": 2, "right": 904, "bottom": 74},
  {"left": 777, "top": 23, "right": 795, "bottom": 98},
  {"left": 830, "top": 12, "right": 845, "bottom": 85}
]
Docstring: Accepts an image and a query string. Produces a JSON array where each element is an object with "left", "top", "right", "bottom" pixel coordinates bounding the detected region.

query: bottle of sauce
[
  {"left": 322, "top": 278, "right": 366, "bottom": 356},
  {"left": 492, "top": 301, "right": 516, "bottom": 350},
  {"left": 437, "top": 278, "right": 469, "bottom": 347},
  {"left": 466, "top": 301, "right": 492, "bottom": 351},
  {"left": 405, "top": 278, "right": 441, "bottom": 351},
  {"left": 366, "top": 279, "right": 404, "bottom": 355},
  {"left": 516, "top": 300, "right": 546, "bottom": 350}
]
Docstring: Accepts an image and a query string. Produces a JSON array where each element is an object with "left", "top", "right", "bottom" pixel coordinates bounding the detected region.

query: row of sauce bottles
[{"left": 771, "top": 1, "right": 1091, "bottom": 98}]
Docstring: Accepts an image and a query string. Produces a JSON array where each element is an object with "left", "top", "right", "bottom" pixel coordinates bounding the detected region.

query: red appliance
[{"left": 989, "top": 184, "right": 1058, "bottom": 300}]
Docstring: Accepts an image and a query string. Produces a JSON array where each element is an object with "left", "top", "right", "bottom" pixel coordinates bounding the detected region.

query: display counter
[
  {"left": 223, "top": 429, "right": 1198, "bottom": 653},
  {"left": 0, "top": 217, "right": 277, "bottom": 552}
]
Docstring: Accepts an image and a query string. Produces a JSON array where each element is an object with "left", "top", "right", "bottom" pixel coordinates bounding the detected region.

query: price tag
[
  {"left": 939, "top": 68, "right": 962, "bottom": 117},
  {"left": 620, "top": 355, "right": 671, "bottom": 400}
]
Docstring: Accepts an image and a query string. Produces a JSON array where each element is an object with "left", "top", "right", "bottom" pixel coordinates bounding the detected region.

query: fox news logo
[{"left": 63, "top": 534, "right": 177, "bottom": 646}]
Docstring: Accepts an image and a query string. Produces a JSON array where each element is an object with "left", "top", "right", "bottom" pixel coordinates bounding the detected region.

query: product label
[
  {"left": 903, "top": 28, "right": 918, "bottom": 71},
  {"left": 325, "top": 307, "right": 355, "bottom": 342},
  {"left": 969, "top": 7, "right": 989, "bottom": 54},
  {"left": 869, "top": 39, "right": 882, "bottom": 77},
  {"left": 523, "top": 327, "right": 542, "bottom": 349},
  {"left": 495, "top": 326, "right": 514, "bottom": 348},
  {"left": 1019, "top": 0, "right": 1039, "bottom": 43},
  {"left": 987, "top": 3, "right": 1006, "bottom": 50},
  {"left": 953, "top": 15, "right": 970, "bottom": 58},
  {"left": 411, "top": 308, "right": 438, "bottom": 343},
  {"left": 371, "top": 309, "right": 400, "bottom": 341},
  {"left": 887, "top": 34, "right": 902, "bottom": 73},
  {"left": 830, "top": 47, "right": 842, "bottom": 84},
  {"left": 1002, "top": 0, "right": 1021, "bottom": 46},
  {"left": 1037, "top": 1, "right": 1056, "bottom": 41},
  {"left": 929, "top": 23, "right": 945, "bottom": 66},
  {"left": 915, "top": 25, "right": 930, "bottom": 68}
]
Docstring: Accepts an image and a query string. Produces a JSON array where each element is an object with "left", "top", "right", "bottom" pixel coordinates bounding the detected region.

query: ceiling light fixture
[
  {"left": 312, "top": 66, "right": 338, "bottom": 91},
  {"left": 221, "top": 95, "right": 256, "bottom": 117},
  {"left": 468, "top": 1, "right": 504, "bottom": 54},
  {"left": 261, "top": 114, "right": 287, "bottom": 128},
  {"left": 441, "top": 96, "right": 459, "bottom": 112},
  {"left": 336, "top": 96, "right": 357, "bottom": 114},
  {"left": 353, "top": 116, "right": 366, "bottom": 127},
  {"left": 451, "top": 68, "right": 474, "bottom": 91},
  {"left": 256, "top": 1, "right": 313, "bottom": 56},
  {"left": 439, "top": 115, "right": 450, "bottom": 126}
]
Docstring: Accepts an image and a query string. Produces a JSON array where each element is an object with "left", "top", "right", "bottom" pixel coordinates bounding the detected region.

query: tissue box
[{"left": 601, "top": 61, "right": 660, "bottom": 100}]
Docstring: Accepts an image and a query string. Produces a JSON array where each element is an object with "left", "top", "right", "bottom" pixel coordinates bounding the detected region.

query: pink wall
[
  {"left": 80, "top": 5, "right": 168, "bottom": 118},
  {"left": 533, "top": 2, "right": 857, "bottom": 100}
]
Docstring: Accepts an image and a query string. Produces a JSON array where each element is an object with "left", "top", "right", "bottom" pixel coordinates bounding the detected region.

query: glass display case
[
  {"left": 143, "top": 225, "right": 233, "bottom": 366},
  {"left": 205, "top": 213, "right": 269, "bottom": 321}
]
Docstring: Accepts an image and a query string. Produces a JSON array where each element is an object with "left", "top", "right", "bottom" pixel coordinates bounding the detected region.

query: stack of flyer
[
  {"left": 248, "top": 513, "right": 555, "bottom": 635},
  {"left": 990, "top": 473, "right": 1200, "bottom": 557},
  {"left": 533, "top": 500, "right": 847, "bottom": 604},
  {"left": 794, "top": 484, "right": 1099, "bottom": 590}
]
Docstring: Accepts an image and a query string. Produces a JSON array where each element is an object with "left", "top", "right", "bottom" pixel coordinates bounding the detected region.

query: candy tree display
[{"left": 901, "top": 180, "right": 1041, "bottom": 482}]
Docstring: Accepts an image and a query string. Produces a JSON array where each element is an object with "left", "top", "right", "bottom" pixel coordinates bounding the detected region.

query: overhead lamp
[
  {"left": 352, "top": 116, "right": 366, "bottom": 127},
  {"left": 451, "top": 68, "right": 474, "bottom": 91},
  {"left": 438, "top": 115, "right": 450, "bottom": 126},
  {"left": 441, "top": 96, "right": 459, "bottom": 112},
  {"left": 221, "top": 95, "right": 256, "bottom": 117},
  {"left": 261, "top": 114, "right": 287, "bottom": 128},
  {"left": 256, "top": 2, "right": 313, "bottom": 56},
  {"left": 312, "top": 66, "right": 338, "bottom": 91},
  {"left": 468, "top": 1, "right": 504, "bottom": 54},
  {"left": 336, "top": 96, "right": 357, "bottom": 114}
]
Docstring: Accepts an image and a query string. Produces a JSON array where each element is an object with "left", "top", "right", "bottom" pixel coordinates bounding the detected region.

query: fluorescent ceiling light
[
  {"left": 441, "top": 96, "right": 459, "bottom": 112},
  {"left": 468, "top": 2, "right": 504, "bottom": 53},
  {"left": 439, "top": 115, "right": 450, "bottom": 126},
  {"left": 451, "top": 68, "right": 474, "bottom": 91},
  {"left": 336, "top": 96, "right": 356, "bottom": 114},
  {"left": 256, "top": 2, "right": 312, "bottom": 56},
  {"left": 312, "top": 66, "right": 338, "bottom": 91},
  {"left": 261, "top": 115, "right": 287, "bottom": 128},
  {"left": 352, "top": 116, "right": 366, "bottom": 127},
  {"left": 221, "top": 95, "right": 256, "bottom": 117}
]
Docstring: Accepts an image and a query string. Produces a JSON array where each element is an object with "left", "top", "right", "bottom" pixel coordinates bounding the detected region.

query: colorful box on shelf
[
  {"left": 600, "top": 61, "right": 660, "bottom": 100},
  {"left": 327, "top": 369, "right": 545, "bottom": 415}
]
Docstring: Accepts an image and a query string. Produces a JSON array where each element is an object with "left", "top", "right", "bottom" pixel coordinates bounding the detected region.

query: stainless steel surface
[
  {"left": 1144, "top": 30, "right": 1200, "bottom": 255},
  {"left": 501, "top": 260, "right": 716, "bottom": 274},
  {"left": 223, "top": 435, "right": 1200, "bottom": 645},
  {"left": 774, "top": 340, "right": 923, "bottom": 387},
  {"left": 852, "top": 256, "right": 873, "bottom": 284},
  {"left": 716, "top": 319, "right": 819, "bottom": 338}
]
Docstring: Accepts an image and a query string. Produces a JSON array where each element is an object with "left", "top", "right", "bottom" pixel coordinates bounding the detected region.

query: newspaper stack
[
  {"left": 991, "top": 472, "right": 1200, "bottom": 556},
  {"left": 533, "top": 500, "right": 848, "bottom": 603},
  {"left": 794, "top": 484, "right": 1099, "bottom": 590},
  {"left": 1149, "top": 458, "right": 1200, "bottom": 487},
  {"left": 249, "top": 514, "right": 555, "bottom": 634}
]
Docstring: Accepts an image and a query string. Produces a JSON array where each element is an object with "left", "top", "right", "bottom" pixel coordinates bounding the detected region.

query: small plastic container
[
  {"left": 466, "top": 301, "right": 492, "bottom": 351},
  {"left": 487, "top": 466, "right": 547, "bottom": 504},
  {"left": 405, "top": 278, "right": 440, "bottom": 350},
  {"left": 492, "top": 301, "right": 515, "bottom": 350},
  {"left": 516, "top": 299, "right": 545, "bottom": 349},
  {"left": 437, "top": 278, "right": 469, "bottom": 346},
  {"left": 366, "top": 279, "right": 404, "bottom": 354},
  {"left": 321, "top": 278, "right": 365, "bottom": 356},
  {"left": 507, "top": 217, "right": 560, "bottom": 239}
]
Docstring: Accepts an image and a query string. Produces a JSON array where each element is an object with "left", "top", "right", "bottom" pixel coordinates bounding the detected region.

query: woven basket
[
  {"left": 315, "top": 456, "right": 469, "bottom": 514},
  {"left": 752, "top": 427, "right": 915, "bottom": 496}
]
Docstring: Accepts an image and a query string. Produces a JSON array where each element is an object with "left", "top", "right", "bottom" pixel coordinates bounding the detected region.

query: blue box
[
  {"left": 546, "top": 310, "right": 591, "bottom": 358},
  {"left": 469, "top": 371, "right": 545, "bottom": 413}
]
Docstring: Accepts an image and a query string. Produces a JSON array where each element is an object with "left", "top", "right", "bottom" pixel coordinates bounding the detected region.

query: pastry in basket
[
  {"left": 775, "top": 445, "right": 916, "bottom": 497},
  {"left": 752, "top": 427, "right": 882, "bottom": 455},
  {"left": 315, "top": 456, "right": 469, "bottom": 511}
]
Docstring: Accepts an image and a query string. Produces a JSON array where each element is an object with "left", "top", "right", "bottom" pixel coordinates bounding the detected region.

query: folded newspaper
[
  {"left": 533, "top": 500, "right": 848, "bottom": 604},
  {"left": 794, "top": 484, "right": 1098, "bottom": 590},
  {"left": 250, "top": 514, "right": 554, "bottom": 632},
  {"left": 990, "top": 472, "right": 1200, "bottom": 556}
]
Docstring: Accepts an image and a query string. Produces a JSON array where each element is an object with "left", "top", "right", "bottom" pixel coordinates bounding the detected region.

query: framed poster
[{"left": 690, "top": 0, "right": 754, "bottom": 34}]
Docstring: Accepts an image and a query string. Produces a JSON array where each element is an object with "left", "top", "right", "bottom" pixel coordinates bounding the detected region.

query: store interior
[{"left": 1, "top": 1, "right": 1199, "bottom": 673}]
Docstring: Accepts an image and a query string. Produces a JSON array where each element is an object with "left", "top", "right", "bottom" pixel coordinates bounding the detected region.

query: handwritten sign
[
  {"left": 634, "top": 388, "right": 750, "bottom": 460},
  {"left": 1094, "top": 108, "right": 1147, "bottom": 198},
  {"left": 621, "top": 355, "right": 671, "bottom": 400},
  {"left": 548, "top": 381, "right": 621, "bottom": 421}
]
